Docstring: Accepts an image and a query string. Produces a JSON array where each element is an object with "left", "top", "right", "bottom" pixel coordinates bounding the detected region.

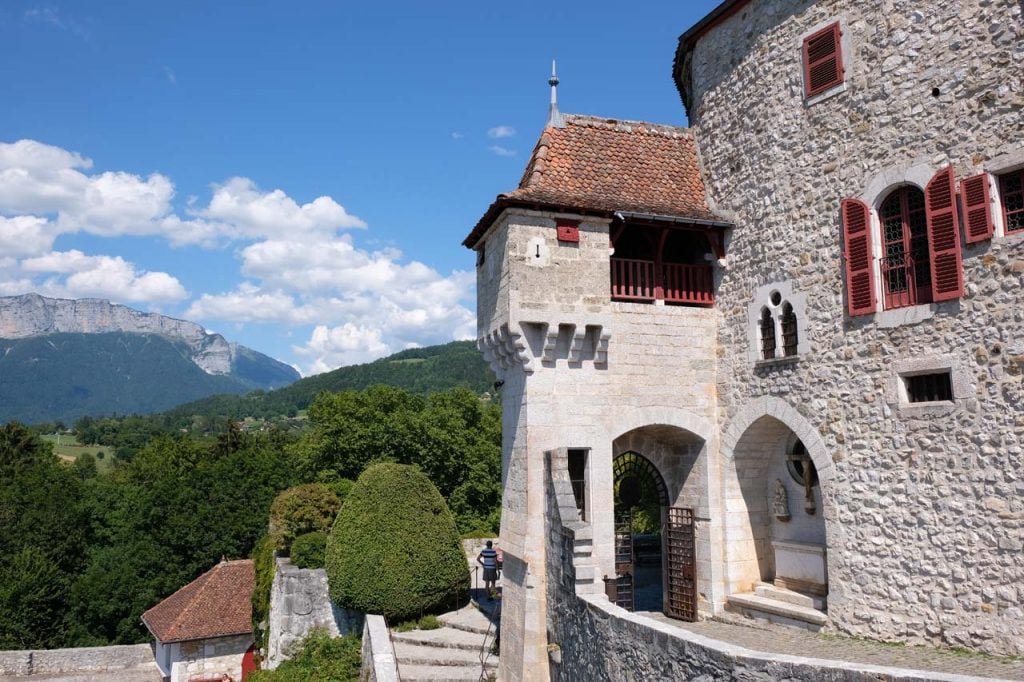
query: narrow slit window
[{"left": 904, "top": 372, "right": 953, "bottom": 403}]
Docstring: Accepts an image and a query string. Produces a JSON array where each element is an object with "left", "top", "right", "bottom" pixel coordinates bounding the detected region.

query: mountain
[
  {"left": 158, "top": 340, "right": 495, "bottom": 425},
  {"left": 0, "top": 294, "right": 299, "bottom": 424}
]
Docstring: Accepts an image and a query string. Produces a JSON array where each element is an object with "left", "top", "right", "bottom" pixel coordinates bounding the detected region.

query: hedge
[
  {"left": 325, "top": 463, "right": 468, "bottom": 621},
  {"left": 290, "top": 531, "right": 327, "bottom": 569}
]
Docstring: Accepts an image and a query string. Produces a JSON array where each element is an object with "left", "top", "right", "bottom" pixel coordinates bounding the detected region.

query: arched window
[
  {"left": 780, "top": 303, "right": 798, "bottom": 357},
  {"left": 879, "top": 186, "right": 933, "bottom": 308},
  {"left": 759, "top": 308, "right": 776, "bottom": 360}
]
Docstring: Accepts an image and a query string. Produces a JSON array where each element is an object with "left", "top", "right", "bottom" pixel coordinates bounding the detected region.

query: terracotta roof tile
[
  {"left": 464, "top": 114, "right": 715, "bottom": 247},
  {"left": 142, "top": 559, "right": 254, "bottom": 643}
]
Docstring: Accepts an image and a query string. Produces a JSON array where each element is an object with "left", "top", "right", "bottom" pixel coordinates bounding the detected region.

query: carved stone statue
[{"left": 772, "top": 479, "right": 791, "bottom": 521}]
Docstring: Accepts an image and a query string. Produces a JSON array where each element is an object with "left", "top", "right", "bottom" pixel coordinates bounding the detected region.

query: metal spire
[{"left": 547, "top": 60, "right": 565, "bottom": 128}]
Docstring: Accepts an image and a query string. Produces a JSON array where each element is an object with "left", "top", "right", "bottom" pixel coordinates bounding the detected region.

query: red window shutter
[
  {"left": 924, "top": 166, "right": 965, "bottom": 301},
  {"left": 803, "top": 22, "right": 844, "bottom": 98},
  {"left": 960, "top": 173, "right": 994, "bottom": 244},
  {"left": 841, "top": 198, "right": 876, "bottom": 316},
  {"left": 556, "top": 219, "right": 580, "bottom": 243}
]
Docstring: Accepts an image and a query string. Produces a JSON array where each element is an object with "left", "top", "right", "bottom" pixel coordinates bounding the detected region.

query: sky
[{"left": 0, "top": 0, "right": 720, "bottom": 375}]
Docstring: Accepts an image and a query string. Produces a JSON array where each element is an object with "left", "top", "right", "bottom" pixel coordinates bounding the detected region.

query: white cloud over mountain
[{"left": 0, "top": 138, "right": 475, "bottom": 373}]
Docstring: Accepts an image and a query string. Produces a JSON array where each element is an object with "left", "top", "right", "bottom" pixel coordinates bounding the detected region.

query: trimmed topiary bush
[
  {"left": 290, "top": 531, "right": 327, "bottom": 569},
  {"left": 326, "top": 463, "right": 469, "bottom": 621},
  {"left": 269, "top": 483, "right": 341, "bottom": 553}
]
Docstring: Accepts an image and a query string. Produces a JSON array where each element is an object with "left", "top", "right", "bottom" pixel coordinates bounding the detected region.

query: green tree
[
  {"left": 325, "top": 463, "right": 468, "bottom": 621},
  {"left": 269, "top": 484, "right": 341, "bottom": 553},
  {"left": 0, "top": 547, "right": 68, "bottom": 649}
]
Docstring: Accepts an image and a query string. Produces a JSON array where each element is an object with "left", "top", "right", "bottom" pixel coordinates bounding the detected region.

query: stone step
[
  {"left": 393, "top": 640, "right": 498, "bottom": 669},
  {"left": 726, "top": 592, "right": 828, "bottom": 630},
  {"left": 440, "top": 607, "right": 497, "bottom": 636},
  {"left": 574, "top": 564, "right": 597, "bottom": 581},
  {"left": 755, "top": 583, "right": 825, "bottom": 610},
  {"left": 398, "top": 662, "right": 497, "bottom": 681},
  {"left": 392, "top": 626, "right": 488, "bottom": 651}
]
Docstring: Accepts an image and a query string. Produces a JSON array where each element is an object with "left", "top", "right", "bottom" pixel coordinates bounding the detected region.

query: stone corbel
[
  {"left": 541, "top": 323, "right": 560, "bottom": 364},
  {"left": 478, "top": 323, "right": 534, "bottom": 375},
  {"left": 594, "top": 329, "right": 610, "bottom": 367},
  {"left": 567, "top": 326, "right": 586, "bottom": 363}
]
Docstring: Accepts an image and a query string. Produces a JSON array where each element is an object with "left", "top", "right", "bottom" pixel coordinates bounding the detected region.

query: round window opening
[
  {"left": 770, "top": 290, "right": 782, "bottom": 306},
  {"left": 785, "top": 439, "right": 818, "bottom": 487}
]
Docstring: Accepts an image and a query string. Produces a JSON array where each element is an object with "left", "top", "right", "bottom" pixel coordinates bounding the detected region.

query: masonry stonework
[{"left": 682, "top": 0, "right": 1024, "bottom": 655}]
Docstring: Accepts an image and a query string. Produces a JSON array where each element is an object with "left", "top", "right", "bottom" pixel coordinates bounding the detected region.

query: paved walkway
[{"left": 639, "top": 610, "right": 1024, "bottom": 681}]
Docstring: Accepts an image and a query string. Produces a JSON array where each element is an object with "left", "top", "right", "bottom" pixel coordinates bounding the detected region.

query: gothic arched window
[
  {"left": 759, "top": 308, "right": 776, "bottom": 360},
  {"left": 781, "top": 302, "right": 798, "bottom": 357}
]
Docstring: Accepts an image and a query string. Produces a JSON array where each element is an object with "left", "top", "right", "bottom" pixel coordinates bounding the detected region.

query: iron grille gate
[
  {"left": 665, "top": 506, "right": 697, "bottom": 621},
  {"left": 606, "top": 513, "right": 635, "bottom": 610}
]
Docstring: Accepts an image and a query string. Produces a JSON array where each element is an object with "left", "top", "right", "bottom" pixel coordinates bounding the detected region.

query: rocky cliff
[{"left": 0, "top": 293, "right": 281, "bottom": 378}]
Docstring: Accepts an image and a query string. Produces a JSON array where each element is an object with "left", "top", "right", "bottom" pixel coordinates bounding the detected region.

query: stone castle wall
[
  {"left": 687, "top": 0, "right": 1023, "bottom": 655},
  {"left": 0, "top": 643, "right": 155, "bottom": 676}
]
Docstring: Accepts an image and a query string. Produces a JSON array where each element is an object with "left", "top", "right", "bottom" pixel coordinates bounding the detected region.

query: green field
[{"left": 41, "top": 434, "right": 116, "bottom": 474}]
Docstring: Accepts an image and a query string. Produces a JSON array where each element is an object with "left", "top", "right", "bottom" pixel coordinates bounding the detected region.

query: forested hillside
[
  {"left": 163, "top": 340, "right": 494, "bottom": 424},
  {"left": 0, "top": 333, "right": 286, "bottom": 425}
]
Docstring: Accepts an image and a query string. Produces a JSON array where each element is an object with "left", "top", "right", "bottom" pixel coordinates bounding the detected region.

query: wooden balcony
[{"left": 610, "top": 258, "right": 714, "bottom": 306}]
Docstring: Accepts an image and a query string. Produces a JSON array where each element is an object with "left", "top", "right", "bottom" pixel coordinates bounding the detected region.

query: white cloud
[
  {"left": 489, "top": 145, "right": 516, "bottom": 157},
  {"left": 487, "top": 125, "right": 516, "bottom": 139},
  {"left": 21, "top": 250, "right": 187, "bottom": 303},
  {"left": 163, "top": 65, "right": 176, "bottom": 84},
  {"left": 199, "top": 177, "right": 366, "bottom": 238},
  {"left": 450, "top": 132, "right": 464, "bottom": 140},
  {"left": 23, "top": 7, "right": 90, "bottom": 39},
  {"left": 294, "top": 324, "right": 391, "bottom": 372},
  {"left": 186, "top": 236, "right": 476, "bottom": 374},
  {"left": 0, "top": 216, "right": 60, "bottom": 258}
]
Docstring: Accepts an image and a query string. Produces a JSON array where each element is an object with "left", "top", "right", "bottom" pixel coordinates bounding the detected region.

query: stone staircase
[
  {"left": 725, "top": 582, "right": 828, "bottom": 631},
  {"left": 391, "top": 597, "right": 499, "bottom": 681},
  {"left": 565, "top": 521, "right": 601, "bottom": 595}
]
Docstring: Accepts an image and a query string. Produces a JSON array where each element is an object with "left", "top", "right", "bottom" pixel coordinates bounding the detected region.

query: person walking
[{"left": 477, "top": 540, "right": 499, "bottom": 600}]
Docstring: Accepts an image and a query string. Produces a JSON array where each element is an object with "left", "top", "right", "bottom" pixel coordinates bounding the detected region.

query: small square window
[{"left": 904, "top": 372, "right": 953, "bottom": 403}]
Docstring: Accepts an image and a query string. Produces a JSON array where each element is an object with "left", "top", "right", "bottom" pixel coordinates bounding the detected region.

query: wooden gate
[
  {"left": 606, "top": 514, "right": 635, "bottom": 611},
  {"left": 664, "top": 506, "right": 697, "bottom": 621}
]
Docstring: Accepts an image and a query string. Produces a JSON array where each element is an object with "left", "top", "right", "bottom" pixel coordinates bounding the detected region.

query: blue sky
[{"left": 0, "top": 1, "right": 719, "bottom": 374}]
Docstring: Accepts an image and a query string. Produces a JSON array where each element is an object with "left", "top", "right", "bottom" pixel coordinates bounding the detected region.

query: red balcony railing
[{"left": 610, "top": 258, "right": 714, "bottom": 306}]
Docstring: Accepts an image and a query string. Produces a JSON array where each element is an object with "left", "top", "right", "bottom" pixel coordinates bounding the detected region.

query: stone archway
[
  {"left": 720, "top": 398, "right": 836, "bottom": 626},
  {"left": 610, "top": 425, "right": 707, "bottom": 620}
]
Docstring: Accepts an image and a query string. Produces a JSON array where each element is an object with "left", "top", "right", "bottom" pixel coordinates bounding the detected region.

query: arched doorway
[
  {"left": 610, "top": 450, "right": 698, "bottom": 621},
  {"left": 722, "top": 411, "right": 831, "bottom": 627},
  {"left": 613, "top": 452, "right": 669, "bottom": 613}
]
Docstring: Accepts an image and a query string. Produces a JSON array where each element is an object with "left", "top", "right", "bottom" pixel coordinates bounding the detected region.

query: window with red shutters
[
  {"left": 924, "top": 166, "right": 965, "bottom": 302},
  {"left": 879, "top": 186, "right": 932, "bottom": 308},
  {"left": 803, "top": 22, "right": 845, "bottom": 98},
  {"left": 961, "top": 174, "right": 994, "bottom": 244},
  {"left": 841, "top": 198, "right": 876, "bottom": 316},
  {"left": 998, "top": 169, "right": 1024, "bottom": 235}
]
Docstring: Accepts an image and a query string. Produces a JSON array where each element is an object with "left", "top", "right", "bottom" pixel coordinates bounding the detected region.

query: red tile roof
[
  {"left": 464, "top": 114, "right": 715, "bottom": 248},
  {"left": 142, "top": 559, "right": 254, "bottom": 643}
]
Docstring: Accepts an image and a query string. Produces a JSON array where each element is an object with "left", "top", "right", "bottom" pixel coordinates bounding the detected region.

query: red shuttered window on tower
[
  {"left": 961, "top": 174, "right": 994, "bottom": 244},
  {"left": 803, "top": 22, "right": 845, "bottom": 98},
  {"left": 841, "top": 198, "right": 876, "bottom": 316},
  {"left": 924, "top": 166, "right": 965, "bottom": 301}
]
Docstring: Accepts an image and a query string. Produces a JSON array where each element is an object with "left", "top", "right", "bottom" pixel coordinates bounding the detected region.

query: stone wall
[
  {"left": 685, "top": 0, "right": 1024, "bottom": 655},
  {"left": 0, "top": 643, "right": 154, "bottom": 676},
  {"left": 266, "top": 557, "right": 363, "bottom": 669},
  {"left": 359, "top": 615, "right": 399, "bottom": 682},
  {"left": 169, "top": 634, "right": 250, "bottom": 682}
]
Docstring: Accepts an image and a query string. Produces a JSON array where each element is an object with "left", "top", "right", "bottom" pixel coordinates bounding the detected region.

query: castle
[{"left": 465, "top": 1, "right": 1023, "bottom": 679}]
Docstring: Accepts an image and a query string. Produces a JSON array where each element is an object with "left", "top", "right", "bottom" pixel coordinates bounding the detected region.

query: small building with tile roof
[{"left": 142, "top": 558, "right": 256, "bottom": 682}]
